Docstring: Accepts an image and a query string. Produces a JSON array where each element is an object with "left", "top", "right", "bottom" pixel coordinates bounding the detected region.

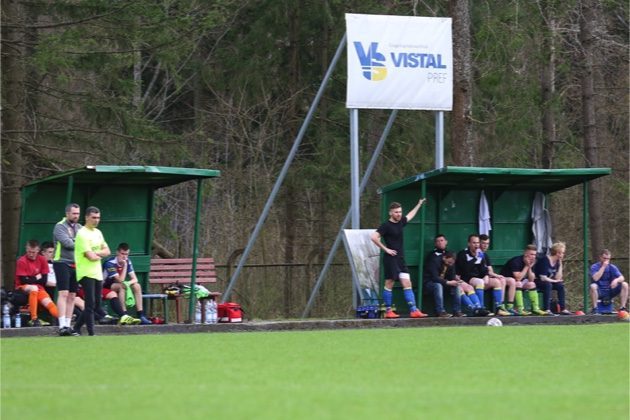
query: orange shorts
[{"left": 18, "top": 285, "right": 51, "bottom": 301}]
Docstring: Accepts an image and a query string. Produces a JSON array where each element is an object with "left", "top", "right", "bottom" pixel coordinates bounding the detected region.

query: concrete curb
[{"left": 0, "top": 314, "right": 624, "bottom": 338}]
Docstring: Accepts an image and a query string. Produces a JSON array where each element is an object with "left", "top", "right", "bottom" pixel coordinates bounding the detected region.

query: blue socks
[
  {"left": 461, "top": 293, "right": 473, "bottom": 309},
  {"left": 468, "top": 292, "right": 481, "bottom": 308},
  {"left": 403, "top": 287, "right": 417, "bottom": 312},
  {"left": 383, "top": 288, "right": 393, "bottom": 309},
  {"left": 475, "top": 287, "right": 485, "bottom": 308},
  {"left": 462, "top": 292, "right": 482, "bottom": 309},
  {"left": 492, "top": 288, "right": 503, "bottom": 310}
]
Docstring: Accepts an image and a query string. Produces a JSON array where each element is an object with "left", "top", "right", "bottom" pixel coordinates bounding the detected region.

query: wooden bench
[{"left": 143, "top": 258, "right": 221, "bottom": 323}]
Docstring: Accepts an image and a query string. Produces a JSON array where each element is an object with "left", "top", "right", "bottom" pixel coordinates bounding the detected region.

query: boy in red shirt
[{"left": 15, "top": 240, "right": 59, "bottom": 326}]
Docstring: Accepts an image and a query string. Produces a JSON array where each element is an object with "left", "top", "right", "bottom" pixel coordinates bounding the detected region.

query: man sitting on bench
[
  {"left": 589, "top": 249, "right": 628, "bottom": 314},
  {"left": 103, "top": 243, "right": 151, "bottom": 325},
  {"left": 15, "top": 240, "right": 59, "bottom": 326}
]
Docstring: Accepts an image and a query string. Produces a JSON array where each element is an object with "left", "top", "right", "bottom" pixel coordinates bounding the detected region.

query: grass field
[{"left": 1, "top": 324, "right": 629, "bottom": 419}]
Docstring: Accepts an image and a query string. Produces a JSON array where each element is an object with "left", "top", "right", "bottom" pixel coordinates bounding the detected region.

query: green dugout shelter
[
  {"left": 377, "top": 166, "right": 611, "bottom": 314},
  {"left": 17, "top": 165, "right": 220, "bottom": 292}
]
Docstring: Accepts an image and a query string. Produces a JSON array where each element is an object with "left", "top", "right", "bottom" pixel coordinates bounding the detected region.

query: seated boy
[{"left": 15, "top": 240, "right": 59, "bottom": 326}]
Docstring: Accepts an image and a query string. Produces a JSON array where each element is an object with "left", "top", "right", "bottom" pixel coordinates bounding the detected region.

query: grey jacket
[{"left": 53, "top": 218, "right": 82, "bottom": 264}]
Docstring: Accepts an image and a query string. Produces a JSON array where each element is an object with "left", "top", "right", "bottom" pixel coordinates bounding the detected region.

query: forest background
[{"left": 2, "top": 0, "right": 628, "bottom": 319}]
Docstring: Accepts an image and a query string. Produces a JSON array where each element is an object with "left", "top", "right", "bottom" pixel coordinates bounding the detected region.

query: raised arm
[{"left": 405, "top": 198, "right": 427, "bottom": 222}]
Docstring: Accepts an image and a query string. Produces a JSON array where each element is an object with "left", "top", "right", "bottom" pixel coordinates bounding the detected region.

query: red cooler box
[{"left": 218, "top": 302, "right": 242, "bottom": 323}]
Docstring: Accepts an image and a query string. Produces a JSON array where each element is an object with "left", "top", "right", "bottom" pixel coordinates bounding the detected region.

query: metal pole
[
  {"left": 65, "top": 175, "right": 74, "bottom": 204},
  {"left": 222, "top": 34, "right": 347, "bottom": 302},
  {"left": 188, "top": 178, "right": 204, "bottom": 322},
  {"left": 302, "top": 110, "right": 398, "bottom": 318},
  {"left": 435, "top": 111, "right": 444, "bottom": 169},
  {"left": 583, "top": 181, "right": 589, "bottom": 312},
  {"left": 350, "top": 108, "right": 360, "bottom": 229},
  {"left": 417, "top": 180, "right": 427, "bottom": 310},
  {"left": 349, "top": 108, "right": 360, "bottom": 308}
]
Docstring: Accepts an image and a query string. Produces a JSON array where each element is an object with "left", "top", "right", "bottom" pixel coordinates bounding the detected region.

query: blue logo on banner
[
  {"left": 354, "top": 41, "right": 448, "bottom": 82},
  {"left": 354, "top": 42, "right": 387, "bottom": 81}
]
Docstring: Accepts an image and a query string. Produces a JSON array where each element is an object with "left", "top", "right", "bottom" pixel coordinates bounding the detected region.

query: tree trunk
[
  {"left": 1, "top": 0, "right": 27, "bottom": 288},
  {"left": 540, "top": 0, "right": 557, "bottom": 169},
  {"left": 449, "top": 0, "right": 474, "bottom": 166},
  {"left": 579, "top": 0, "right": 604, "bottom": 258}
]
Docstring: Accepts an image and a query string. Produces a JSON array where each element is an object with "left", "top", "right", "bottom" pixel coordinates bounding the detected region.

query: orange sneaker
[
  {"left": 410, "top": 309, "right": 428, "bottom": 318},
  {"left": 384, "top": 310, "right": 400, "bottom": 319}
]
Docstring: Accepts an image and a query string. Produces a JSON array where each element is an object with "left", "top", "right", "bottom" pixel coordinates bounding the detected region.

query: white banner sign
[{"left": 346, "top": 13, "right": 453, "bottom": 110}]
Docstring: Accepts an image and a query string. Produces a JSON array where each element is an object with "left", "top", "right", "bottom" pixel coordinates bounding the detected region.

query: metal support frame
[
  {"left": 416, "top": 180, "right": 427, "bottom": 309},
  {"left": 187, "top": 178, "right": 204, "bottom": 322},
  {"left": 435, "top": 111, "right": 444, "bottom": 169},
  {"left": 222, "top": 34, "right": 348, "bottom": 302},
  {"left": 350, "top": 108, "right": 360, "bottom": 229},
  {"left": 302, "top": 110, "right": 398, "bottom": 318},
  {"left": 65, "top": 176, "right": 74, "bottom": 204}
]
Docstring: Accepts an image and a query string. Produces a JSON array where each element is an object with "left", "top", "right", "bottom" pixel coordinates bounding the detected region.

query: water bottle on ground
[
  {"left": 194, "top": 301, "right": 202, "bottom": 324},
  {"left": 209, "top": 299, "right": 218, "bottom": 324},
  {"left": 3, "top": 304, "right": 11, "bottom": 329},
  {"left": 14, "top": 312, "right": 21, "bottom": 328},
  {"left": 204, "top": 300, "right": 212, "bottom": 324}
]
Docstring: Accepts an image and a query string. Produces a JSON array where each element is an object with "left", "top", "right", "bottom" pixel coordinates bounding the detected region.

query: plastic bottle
[
  {"left": 204, "top": 300, "right": 212, "bottom": 324},
  {"left": 194, "top": 301, "right": 202, "bottom": 324},
  {"left": 14, "top": 312, "right": 21, "bottom": 328},
  {"left": 209, "top": 299, "right": 218, "bottom": 324},
  {"left": 3, "top": 304, "right": 11, "bottom": 329}
]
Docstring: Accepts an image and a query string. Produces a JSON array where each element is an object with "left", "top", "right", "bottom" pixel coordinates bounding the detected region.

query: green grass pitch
[{"left": 2, "top": 324, "right": 628, "bottom": 419}]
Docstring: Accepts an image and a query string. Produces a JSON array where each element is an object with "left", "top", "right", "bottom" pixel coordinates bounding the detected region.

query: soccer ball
[
  {"left": 617, "top": 310, "right": 630, "bottom": 321},
  {"left": 486, "top": 317, "right": 503, "bottom": 327}
]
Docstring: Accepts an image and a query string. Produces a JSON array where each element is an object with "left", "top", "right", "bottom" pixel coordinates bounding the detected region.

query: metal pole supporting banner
[
  {"left": 302, "top": 110, "right": 399, "bottom": 318},
  {"left": 350, "top": 108, "right": 360, "bottom": 229},
  {"left": 349, "top": 108, "right": 360, "bottom": 308},
  {"left": 222, "top": 34, "right": 348, "bottom": 302},
  {"left": 435, "top": 111, "right": 444, "bottom": 169}
]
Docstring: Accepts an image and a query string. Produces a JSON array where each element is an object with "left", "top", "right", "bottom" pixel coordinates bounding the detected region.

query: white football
[{"left": 486, "top": 317, "right": 503, "bottom": 327}]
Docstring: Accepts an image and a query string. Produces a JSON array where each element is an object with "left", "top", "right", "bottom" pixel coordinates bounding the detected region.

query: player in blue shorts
[
  {"left": 589, "top": 249, "right": 628, "bottom": 314},
  {"left": 371, "top": 199, "right": 428, "bottom": 319}
]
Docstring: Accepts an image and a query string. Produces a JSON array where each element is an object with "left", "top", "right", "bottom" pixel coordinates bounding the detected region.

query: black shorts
[
  {"left": 383, "top": 255, "right": 409, "bottom": 281},
  {"left": 53, "top": 262, "right": 78, "bottom": 293}
]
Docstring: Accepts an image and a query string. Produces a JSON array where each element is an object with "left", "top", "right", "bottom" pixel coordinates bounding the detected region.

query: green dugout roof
[
  {"left": 19, "top": 165, "right": 220, "bottom": 319},
  {"left": 23, "top": 165, "right": 220, "bottom": 188},
  {"left": 379, "top": 166, "right": 611, "bottom": 194}
]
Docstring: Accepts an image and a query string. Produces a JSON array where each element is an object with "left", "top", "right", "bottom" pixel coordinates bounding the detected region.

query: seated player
[
  {"left": 423, "top": 250, "right": 457, "bottom": 317},
  {"left": 479, "top": 234, "right": 515, "bottom": 314},
  {"left": 102, "top": 243, "right": 151, "bottom": 324},
  {"left": 455, "top": 234, "right": 508, "bottom": 316},
  {"left": 499, "top": 245, "right": 547, "bottom": 315},
  {"left": 534, "top": 242, "right": 570, "bottom": 315},
  {"left": 39, "top": 241, "right": 58, "bottom": 300},
  {"left": 15, "top": 240, "right": 59, "bottom": 326},
  {"left": 589, "top": 249, "right": 628, "bottom": 314}
]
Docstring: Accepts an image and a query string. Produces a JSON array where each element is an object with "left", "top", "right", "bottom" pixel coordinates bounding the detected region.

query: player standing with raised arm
[{"left": 371, "top": 198, "right": 428, "bottom": 319}]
